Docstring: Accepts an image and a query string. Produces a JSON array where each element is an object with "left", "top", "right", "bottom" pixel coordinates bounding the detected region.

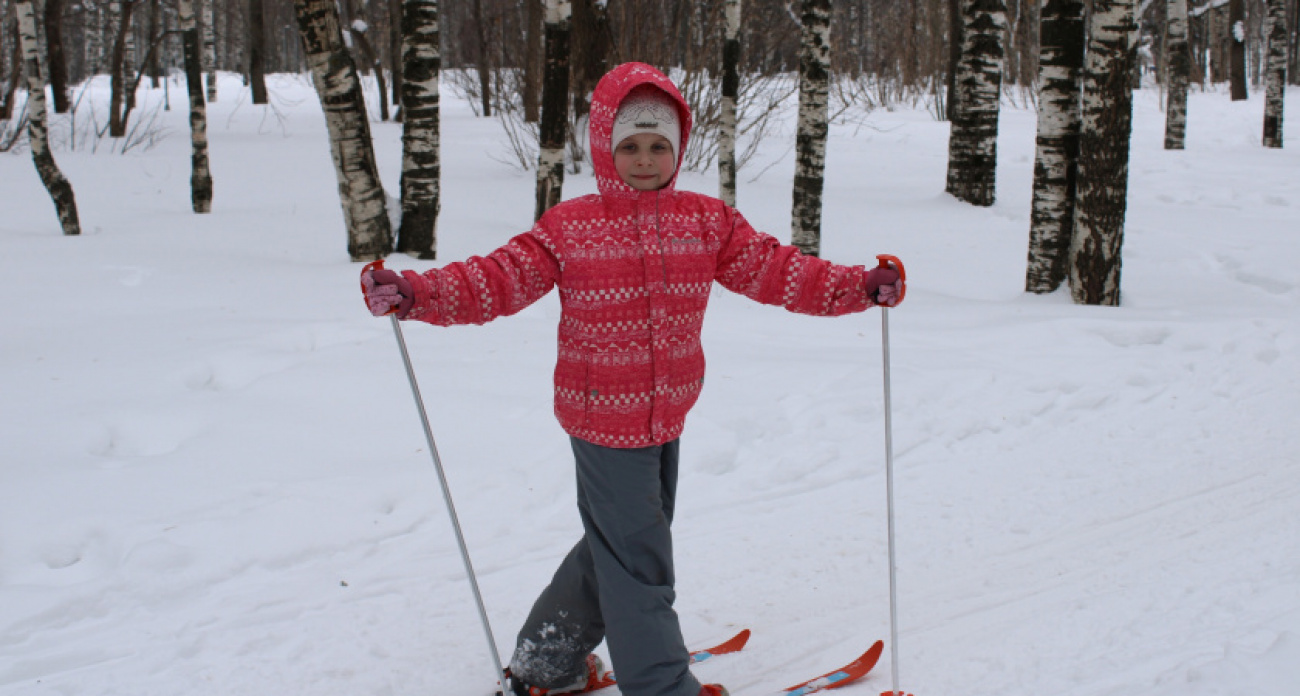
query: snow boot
[
  {"left": 507, "top": 654, "right": 605, "bottom": 696},
  {"left": 700, "top": 685, "right": 729, "bottom": 696}
]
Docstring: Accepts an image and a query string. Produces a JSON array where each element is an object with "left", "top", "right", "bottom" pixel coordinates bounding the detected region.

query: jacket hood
[{"left": 588, "top": 62, "right": 693, "bottom": 200}]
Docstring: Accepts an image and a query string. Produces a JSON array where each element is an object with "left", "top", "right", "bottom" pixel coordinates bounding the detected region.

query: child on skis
[{"left": 361, "top": 62, "right": 904, "bottom": 696}]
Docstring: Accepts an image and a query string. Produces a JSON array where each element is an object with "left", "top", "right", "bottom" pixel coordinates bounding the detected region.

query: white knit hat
[{"left": 611, "top": 86, "right": 681, "bottom": 160}]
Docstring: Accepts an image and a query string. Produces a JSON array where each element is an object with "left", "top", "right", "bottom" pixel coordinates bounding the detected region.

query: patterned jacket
[{"left": 401, "top": 62, "right": 877, "bottom": 448}]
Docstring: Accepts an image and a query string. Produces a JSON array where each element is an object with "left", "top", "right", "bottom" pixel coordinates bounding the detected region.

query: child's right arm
[{"left": 400, "top": 228, "right": 562, "bottom": 326}]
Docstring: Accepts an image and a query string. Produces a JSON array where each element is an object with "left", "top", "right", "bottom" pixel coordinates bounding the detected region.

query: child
[{"left": 362, "top": 62, "right": 903, "bottom": 696}]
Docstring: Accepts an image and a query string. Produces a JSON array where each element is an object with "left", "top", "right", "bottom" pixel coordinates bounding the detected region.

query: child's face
[{"left": 613, "top": 133, "right": 676, "bottom": 191}]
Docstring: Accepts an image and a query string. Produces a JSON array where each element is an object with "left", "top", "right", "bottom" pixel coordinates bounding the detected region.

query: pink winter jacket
[{"left": 401, "top": 62, "right": 877, "bottom": 448}]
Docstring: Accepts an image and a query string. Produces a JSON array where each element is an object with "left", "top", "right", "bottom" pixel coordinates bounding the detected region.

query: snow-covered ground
[{"left": 2, "top": 73, "right": 1297, "bottom": 696}]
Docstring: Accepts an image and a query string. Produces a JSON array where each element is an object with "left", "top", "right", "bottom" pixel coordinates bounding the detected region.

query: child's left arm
[{"left": 714, "top": 208, "right": 900, "bottom": 315}]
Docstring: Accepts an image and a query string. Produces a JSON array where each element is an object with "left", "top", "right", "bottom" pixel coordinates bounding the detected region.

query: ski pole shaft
[
  {"left": 365, "top": 261, "right": 507, "bottom": 690},
  {"left": 881, "top": 305, "right": 901, "bottom": 696},
  {"left": 388, "top": 313, "right": 507, "bottom": 688},
  {"left": 874, "top": 254, "right": 906, "bottom": 696}
]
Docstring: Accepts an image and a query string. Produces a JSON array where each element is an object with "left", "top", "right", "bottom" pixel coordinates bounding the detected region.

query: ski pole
[
  {"left": 875, "top": 254, "right": 910, "bottom": 696},
  {"left": 362, "top": 261, "right": 508, "bottom": 693}
]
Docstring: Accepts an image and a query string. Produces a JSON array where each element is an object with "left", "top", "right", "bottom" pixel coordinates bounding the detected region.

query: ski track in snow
[{"left": 1, "top": 75, "right": 1298, "bottom": 696}]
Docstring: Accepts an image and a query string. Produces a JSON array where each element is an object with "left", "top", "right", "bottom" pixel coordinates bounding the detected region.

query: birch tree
[
  {"left": 16, "top": 0, "right": 80, "bottom": 234},
  {"left": 718, "top": 0, "right": 741, "bottom": 206},
  {"left": 109, "top": 0, "right": 140, "bottom": 137},
  {"left": 1069, "top": 0, "right": 1138, "bottom": 306},
  {"left": 248, "top": 0, "right": 268, "bottom": 104},
  {"left": 1164, "top": 0, "right": 1191, "bottom": 149},
  {"left": 44, "top": 0, "right": 69, "bottom": 113},
  {"left": 534, "top": 0, "right": 570, "bottom": 221},
  {"left": 1228, "top": 0, "right": 1247, "bottom": 100},
  {"left": 470, "top": 0, "right": 490, "bottom": 116},
  {"left": 1026, "top": 0, "right": 1085, "bottom": 294},
  {"left": 523, "top": 0, "right": 543, "bottom": 123},
  {"left": 202, "top": 0, "right": 216, "bottom": 101},
  {"left": 1262, "top": 0, "right": 1287, "bottom": 147},
  {"left": 179, "top": 0, "right": 213, "bottom": 212},
  {"left": 348, "top": 17, "right": 390, "bottom": 121},
  {"left": 2, "top": 20, "right": 18, "bottom": 121},
  {"left": 84, "top": 1, "right": 104, "bottom": 75},
  {"left": 945, "top": 0, "right": 1007, "bottom": 207},
  {"left": 791, "top": 0, "right": 830, "bottom": 257},
  {"left": 396, "top": 0, "right": 441, "bottom": 259},
  {"left": 294, "top": 0, "right": 392, "bottom": 260}
]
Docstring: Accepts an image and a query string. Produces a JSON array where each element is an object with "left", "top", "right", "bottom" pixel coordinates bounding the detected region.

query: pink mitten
[
  {"left": 361, "top": 268, "right": 414, "bottom": 317},
  {"left": 864, "top": 267, "right": 901, "bottom": 305},
  {"left": 875, "top": 279, "right": 904, "bottom": 307}
]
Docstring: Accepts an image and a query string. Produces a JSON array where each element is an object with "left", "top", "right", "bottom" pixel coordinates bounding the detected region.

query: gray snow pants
[{"left": 509, "top": 437, "right": 700, "bottom": 696}]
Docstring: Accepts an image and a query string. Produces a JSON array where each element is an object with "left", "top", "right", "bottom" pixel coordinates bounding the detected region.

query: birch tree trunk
[
  {"left": 523, "top": 0, "right": 542, "bottom": 123},
  {"left": 1262, "top": 0, "right": 1287, "bottom": 147},
  {"left": 1164, "top": 0, "right": 1191, "bottom": 149},
  {"left": 945, "top": 0, "right": 1006, "bottom": 207},
  {"left": 947, "top": 0, "right": 962, "bottom": 121},
  {"left": 44, "top": 0, "right": 68, "bottom": 112},
  {"left": 248, "top": 0, "right": 267, "bottom": 104},
  {"left": 146, "top": 0, "right": 161, "bottom": 88},
  {"left": 109, "top": 0, "right": 138, "bottom": 137},
  {"left": 84, "top": 1, "right": 104, "bottom": 75},
  {"left": 348, "top": 20, "right": 389, "bottom": 121},
  {"left": 294, "top": 0, "right": 392, "bottom": 260},
  {"left": 1228, "top": 0, "right": 1247, "bottom": 100},
  {"left": 471, "top": 0, "right": 490, "bottom": 116},
  {"left": 388, "top": 0, "right": 402, "bottom": 116},
  {"left": 2, "top": 21, "right": 19, "bottom": 121},
  {"left": 1026, "top": 0, "right": 1084, "bottom": 294},
  {"left": 179, "top": 0, "right": 213, "bottom": 212},
  {"left": 791, "top": 0, "right": 830, "bottom": 257},
  {"left": 17, "top": 0, "right": 80, "bottom": 234},
  {"left": 534, "top": 0, "right": 570, "bottom": 221},
  {"left": 718, "top": 0, "right": 741, "bottom": 206},
  {"left": 202, "top": 0, "right": 216, "bottom": 101},
  {"left": 396, "top": 0, "right": 440, "bottom": 259},
  {"left": 1284, "top": 0, "right": 1294, "bottom": 84},
  {"left": 1069, "top": 0, "right": 1138, "bottom": 306},
  {"left": 569, "top": 0, "right": 609, "bottom": 123}
]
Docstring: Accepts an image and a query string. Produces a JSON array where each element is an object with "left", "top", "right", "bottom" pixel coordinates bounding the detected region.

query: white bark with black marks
[
  {"left": 1164, "top": 0, "right": 1191, "bottom": 149},
  {"left": 1069, "top": 0, "right": 1138, "bottom": 306},
  {"left": 396, "top": 0, "right": 441, "bottom": 259},
  {"left": 179, "top": 0, "right": 213, "bottom": 212},
  {"left": 718, "top": 0, "right": 740, "bottom": 206},
  {"left": 945, "top": 0, "right": 1006, "bottom": 207},
  {"left": 17, "top": 0, "right": 80, "bottom": 234},
  {"left": 1026, "top": 0, "right": 1084, "bottom": 294},
  {"left": 791, "top": 0, "right": 830, "bottom": 257},
  {"left": 534, "top": 0, "right": 570, "bottom": 221},
  {"left": 294, "top": 0, "right": 393, "bottom": 260},
  {"left": 1262, "top": 0, "right": 1287, "bottom": 147}
]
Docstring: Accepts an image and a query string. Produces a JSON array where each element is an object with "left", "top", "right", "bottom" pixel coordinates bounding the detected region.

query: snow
[{"left": 2, "top": 73, "right": 1298, "bottom": 696}]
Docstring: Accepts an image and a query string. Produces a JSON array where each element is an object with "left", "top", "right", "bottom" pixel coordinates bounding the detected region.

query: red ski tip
[{"left": 880, "top": 691, "right": 915, "bottom": 696}]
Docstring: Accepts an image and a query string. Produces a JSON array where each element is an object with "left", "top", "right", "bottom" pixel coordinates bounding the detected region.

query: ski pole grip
[
  {"left": 361, "top": 259, "right": 401, "bottom": 316},
  {"left": 361, "top": 259, "right": 386, "bottom": 290},
  {"left": 876, "top": 254, "right": 906, "bottom": 304}
]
